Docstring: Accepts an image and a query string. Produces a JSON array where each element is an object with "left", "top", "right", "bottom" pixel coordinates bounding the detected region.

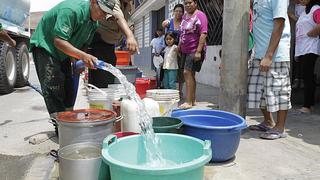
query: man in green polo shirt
[
  {"left": 0, "top": 23, "right": 16, "bottom": 47},
  {"left": 30, "top": 0, "right": 115, "bottom": 117}
]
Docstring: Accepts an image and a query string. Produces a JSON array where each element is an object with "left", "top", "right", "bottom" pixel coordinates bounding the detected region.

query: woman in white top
[
  {"left": 163, "top": 32, "right": 179, "bottom": 89},
  {"left": 295, "top": 0, "right": 320, "bottom": 113}
]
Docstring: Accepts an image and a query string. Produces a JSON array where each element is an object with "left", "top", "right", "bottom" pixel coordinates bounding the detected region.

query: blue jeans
[{"left": 163, "top": 69, "right": 178, "bottom": 89}]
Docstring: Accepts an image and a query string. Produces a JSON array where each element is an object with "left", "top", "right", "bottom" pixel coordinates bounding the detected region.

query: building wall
[
  {"left": 132, "top": 1, "right": 165, "bottom": 71},
  {"left": 135, "top": 18, "right": 144, "bottom": 48},
  {"left": 196, "top": 46, "right": 222, "bottom": 87},
  {"left": 132, "top": 9, "right": 153, "bottom": 69},
  {"left": 144, "top": 13, "right": 150, "bottom": 47}
]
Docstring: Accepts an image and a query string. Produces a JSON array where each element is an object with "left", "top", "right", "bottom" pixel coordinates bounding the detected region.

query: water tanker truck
[{"left": 0, "top": 0, "right": 30, "bottom": 94}]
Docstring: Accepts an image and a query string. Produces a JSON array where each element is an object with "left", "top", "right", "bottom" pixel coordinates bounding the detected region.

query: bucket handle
[
  {"left": 103, "top": 135, "right": 118, "bottom": 149},
  {"left": 203, "top": 140, "right": 211, "bottom": 156},
  {"left": 49, "top": 149, "right": 59, "bottom": 162},
  {"left": 113, "top": 115, "right": 123, "bottom": 126},
  {"left": 86, "top": 84, "right": 108, "bottom": 96}
]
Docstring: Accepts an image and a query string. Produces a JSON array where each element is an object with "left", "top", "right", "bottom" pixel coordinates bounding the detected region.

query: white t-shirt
[
  {"left": 295, "top": 5, "right": 320, "bottom": 57},
  {"left": 163, "top": 45, "right": 178, "bottom": 70},
  {"left": 295, "top": 4, "right": 305, "bottom": 18},
  {"left": 150, "top": 36, "right": 165, "bottom": 54}
]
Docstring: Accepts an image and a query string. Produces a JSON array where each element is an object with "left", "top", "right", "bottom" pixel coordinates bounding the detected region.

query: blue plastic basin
[{"left": 171, "top": 110, "right": 247, "bottom": 162}]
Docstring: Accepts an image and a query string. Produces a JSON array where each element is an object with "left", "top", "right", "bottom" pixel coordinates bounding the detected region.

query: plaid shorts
[{"left": 247, "top": 59, "right": 292, "bottom": 112}]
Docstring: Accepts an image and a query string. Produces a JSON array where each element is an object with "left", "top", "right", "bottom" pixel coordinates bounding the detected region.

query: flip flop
[
  {"left": 249, "top": 123, "right": 272, "bottom": 132},
  {"left": 178, "top": 103, "right": 192, "bottom": 110},
  {"left": 259, "top": 130, "right": 287, "bottom": 140},
  {"left": 296, "top": 107, "right": 312, "bottom": 114}
]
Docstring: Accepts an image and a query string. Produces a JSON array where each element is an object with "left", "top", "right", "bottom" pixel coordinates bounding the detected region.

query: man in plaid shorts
[{"left": 248, "top": 0, "right": 291, "bottom": 140}]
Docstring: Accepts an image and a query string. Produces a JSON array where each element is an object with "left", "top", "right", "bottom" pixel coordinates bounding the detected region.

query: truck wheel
[
  {"left": 0, "top": 42, "right": 17, "bottom": 94},
  {"left": 15, "top": 42, "right": 30, "bottom": 87}
]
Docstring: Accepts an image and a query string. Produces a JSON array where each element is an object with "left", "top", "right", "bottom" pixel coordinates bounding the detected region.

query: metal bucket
[
  {"left": 57, "top": 109, "right": 121, "bottom": 148},
  {"left": 58, "top": 142, "right": 109, "bottom": 180}
]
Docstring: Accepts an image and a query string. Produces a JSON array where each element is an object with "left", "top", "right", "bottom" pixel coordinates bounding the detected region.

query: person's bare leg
[
  {"left": 273, "top": 110, "right": 288, "bottom": 132},
  {"left": 260, "top": 108, "right": 276, "bottom": 127},
  {"left": 179, "top": 81, "right": 183, "bottom": 98},
  {"left": 191, "top": 71, "right": 196, "bottom": 105},
  {"left": 181, "top": 69, "right": 193, "bottom": 107}
]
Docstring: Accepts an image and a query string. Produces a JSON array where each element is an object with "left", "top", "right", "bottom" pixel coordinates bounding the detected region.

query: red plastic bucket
[
  {"left": 115, "top": 51, "right": 131, "bottom": 66},
  {"left": 114, "top": 132, "right": 139, "bottom": 138},
  {"left": 112, "top": 100, "right": 121, "bottom": 132},
  {"left": 149, "top": 77, "right": 157, "bottom": 89},
  {"left": 135, "top": 78, "right": 151, "bottom": 98}
]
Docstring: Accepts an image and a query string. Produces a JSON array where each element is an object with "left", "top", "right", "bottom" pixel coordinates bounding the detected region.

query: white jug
[{"left": 120, "top": 98, "right": 160, "bottom": 133}]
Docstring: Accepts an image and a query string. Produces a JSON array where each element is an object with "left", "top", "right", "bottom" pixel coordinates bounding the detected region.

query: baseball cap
[{"left": 97, "top": 0, "right": 116, "bottom": 15}]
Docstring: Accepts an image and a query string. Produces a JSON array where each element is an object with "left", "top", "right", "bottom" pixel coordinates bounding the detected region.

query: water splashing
[{"left": 99, "top": 63, "right": 168, "bottom": 166}]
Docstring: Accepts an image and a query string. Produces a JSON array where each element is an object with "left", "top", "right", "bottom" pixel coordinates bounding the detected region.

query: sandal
[
  {"left": 260, "top": 129, "right": 287, "bottom": 140},
  {"left": 249, "top": 123, "right": 273, "bottom": 132},
  {"left": 178, "top": 103, "right": 193, "bottom": 110},
  {"left": 296, "top": 107, "right": 312, "bottom": 114}
]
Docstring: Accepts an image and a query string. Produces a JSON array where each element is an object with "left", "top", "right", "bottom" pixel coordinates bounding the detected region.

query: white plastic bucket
[
  {"left": 87, "top": 84, "right": 126, "bottom": 110},
  {"left": 87, "top": 84, "right": 126, "bottom": 97},
  {"left": 146, "top": 89, "right": 180, "bottom": 116}
]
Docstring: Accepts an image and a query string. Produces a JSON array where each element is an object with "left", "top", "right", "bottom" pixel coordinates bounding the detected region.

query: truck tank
[
  {"left": 0, "top": 0, "right": 31, "bottom": 94},
  {"left": 0, "top": 0, "right": 30, "bottom": 26}
]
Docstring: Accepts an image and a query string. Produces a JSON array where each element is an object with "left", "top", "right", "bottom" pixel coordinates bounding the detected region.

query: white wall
[
  {"left": 196, "top": 45, "right": 222, "bottom": 88},
  {"left": 144, "top": 14, "right": 150, "bottom": 47},
  {"left": 135, "top": 18, "right": 143, "bottom": 48}
]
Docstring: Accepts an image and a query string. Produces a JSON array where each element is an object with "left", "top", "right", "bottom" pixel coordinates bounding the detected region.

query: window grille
[{"left": 198, "top": 0, "right": 224, "bottom": 45}]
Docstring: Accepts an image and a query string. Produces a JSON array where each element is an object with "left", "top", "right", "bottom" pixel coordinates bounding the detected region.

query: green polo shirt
[{"left": 30, "top": 0, "right": 99, "bottom": 60}]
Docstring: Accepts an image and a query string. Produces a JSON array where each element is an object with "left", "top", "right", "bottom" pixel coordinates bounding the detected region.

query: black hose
[{"left": 26, "top": 81, "right": 43, "bottom": 96}]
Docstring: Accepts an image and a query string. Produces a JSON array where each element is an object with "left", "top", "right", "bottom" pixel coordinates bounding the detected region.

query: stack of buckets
[{"left": 146, "top": 89, "right": 180, "bottom": 116}]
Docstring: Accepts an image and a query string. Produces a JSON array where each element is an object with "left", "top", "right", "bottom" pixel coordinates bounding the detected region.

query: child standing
[{"left": 163, "top": 32, "right": 179, "bottom": 89}]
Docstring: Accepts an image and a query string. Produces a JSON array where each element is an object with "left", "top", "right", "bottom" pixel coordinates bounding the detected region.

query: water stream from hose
[{"left": 96, "top": 62, "right": 173, "bottom": 167}]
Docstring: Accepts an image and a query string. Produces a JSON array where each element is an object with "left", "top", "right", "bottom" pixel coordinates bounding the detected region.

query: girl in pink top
[{"left": 178, "top": 0, "right": 208, "bottom": 109}]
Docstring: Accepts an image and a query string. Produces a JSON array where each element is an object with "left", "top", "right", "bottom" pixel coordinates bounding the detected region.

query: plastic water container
[
  {"left": 152, "top": 117, "right": 183, "bottom": 134},
  {"left": 115, "top": 51, "right": 131, "bottom": 66},
  {"left": 101, "top": 134, "right": 211, "bottom": 180},
  {"left": 87, "top": 84, "right": 126, "bottom": 110},
  {"left": 120, "top": 98, "right": 160, "bottom": 133},
  {"left": 146, "top": 89, "right": 180, "bottom": 116},
  {"left": 114, "top": 66, "right": 138, "bottom": 85},
  {"left": 113, "top": 132, "right": 139, "bottom": 138},
  {"left": 135, "top": 78, "right": 151, "bottom": 98},
  {"left": 171, "top": 109, "right": 247, "bottom": 162}
]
